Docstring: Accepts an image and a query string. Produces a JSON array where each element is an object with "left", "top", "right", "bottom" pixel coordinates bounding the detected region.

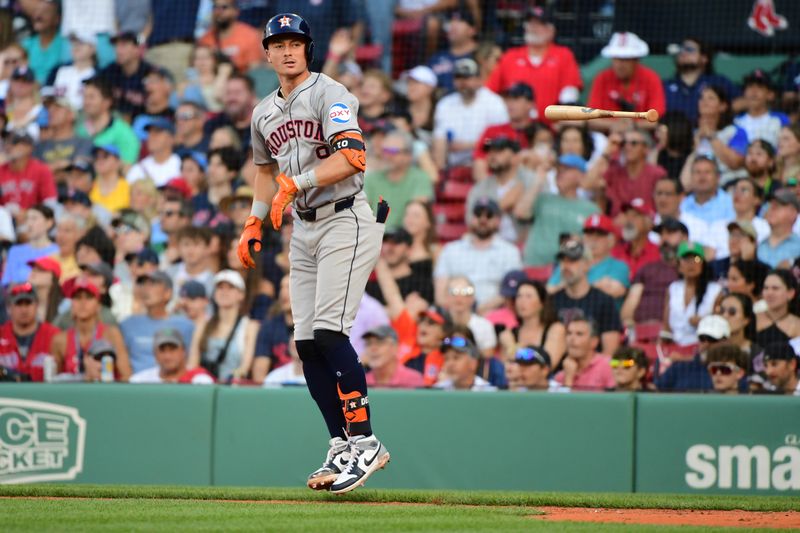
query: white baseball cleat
[
  {"left": 307, "top": 437, "right": 351, "bottom": 490},
  {"left": 329, "top": 434, "right": 390, "bottom": 494}
]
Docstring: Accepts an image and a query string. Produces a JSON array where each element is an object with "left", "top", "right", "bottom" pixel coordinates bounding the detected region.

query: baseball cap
[
  {"left": 137, "top": 270, "right": 173, "bottom": 290},
  {"left": 453, "top": 58, "right": 479, "bottom": 78},
  {"left": 159, "top": 177, "right": 193, "bottom": 200},
  {"left": 763, "top": 342, "right": 798, "bottom": 363},
  {"left": 27, "top": 256, "right": 62, "bottom": 279},
  {"left": 62, "top": 189, "right": 92, "bottom": 207},
  {"left": 92, "top": 144, "right": 121, "bottom": 159},
  {"left": 110, "top": 31, "right": 138, "bottom": 44},
  {"left": 87, "top": 339, "right": 116, "bottom": 360},
  {"left": 64, "top": 158, "right": 93, "bottom": 174},
  {"left": 8, "top": 131, "right": 34, "bottom": 145},
  {"left": 557, "top": 239, "right": 590, "bottom": 261},
  {"left": 179, "top": 280, "right": 207, "bottom": 299},
  {"left": 654, "top": 216, "right": 688, "bottom": 235},
  {"left": 557, "top": 153, "right": 587, "bottom": 173},
  {"left": 219, "top": 185, "right": 255, "bottom": 212},
  {"left": 11, "top": 66, "right": 34, "bottom": 82},
  {"left": 743, "top": 69, "right": 773, "bottom": 89},
  {"left": 583, "top": 213, "right": 616, "bottom": 235},
  {"left": 382, "top": 227, "right": 412, "bottom": 246},
  {"left": 180, "top": 151, "right": 208, "bottom": 172},
  {"left": 132, "top": 247, "right": 159, "bottom": 266},
  {"left": 500, "top": 270, "right": 528, "bottom": 298},
  {"left": 419, "top": 305, "right": 452, "bottom": 328},
  {"left": 449, "top": 8, "right": 476, "bottom": 26},
  {"left": 68, "top": 31, "right": 98, "bottom": 47},
  {"left": 770, "top": 188, "right": 800, "bottom": 211},
  {"left": 473, "top": 197, "right": 501, "bottom": 217},
  {"left": 483, "top": 134, "right": 520, "bottom": 152},
  {"left": 8, "top": 283, "right": 37, "bottom": 304},
  {"left": 112, "top": 210, "right": 151, "bottom": 236},
  {"left": 406, "top": 65, "right": 437, "bottom": 88},
  {"left": 362, "top": 324, "right": 398, "bottom": 342},
  {"left": 213, "top": 269, "right": 245, "bottom": 291},
  {"left": 41, "top": 89, "right": 75, "bottom": 111},
  {"left": 503, "top": 82, "right": 535, "bottom": 101},
  {"left": 622, "top": 197, "right": 655, "bottom": 218},
  {"left": 677, "top": 241, "right": 705, "bottom": 260},
  {"left": 526, "top": 5, "right": 553, "bottom": 23},
  {"left": 79, "top": 262, "right": 114, "bottom": 289},
  {"left": 727, "top": 219, "right": 757, "bottom": 241},
  {"left": 66, "top": 277, "right": 101, "bottom": 299},
  {"left": 601, "top": 32, "right": 650, "bottom": 59},
  {"left": 696, "top": 315, "right": 730, "bottom": 341},
  {"left": 440, "top": 334, "right": 479, "bottom": 358},
  {"left": 153, "top": 327, "right": 185, "bottom": 350},
  {"left": 147, "top": 66, "right": 175, "bottom": 84},
  {"left": 144, "top": 116, "right": 175, "bottom": 135},
  {"left": 514, "top": 346, "right": 551, "bottom": 367}
]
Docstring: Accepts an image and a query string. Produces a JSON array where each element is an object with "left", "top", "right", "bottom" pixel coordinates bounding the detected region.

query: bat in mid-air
[{"left": 544, "top": 105, "right": 659, "bottom": 123}]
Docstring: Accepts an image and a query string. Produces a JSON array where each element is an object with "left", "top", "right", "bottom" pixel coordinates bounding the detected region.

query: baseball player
[{"left": 237, "top": 13, "right": 390, "bottom": 494}]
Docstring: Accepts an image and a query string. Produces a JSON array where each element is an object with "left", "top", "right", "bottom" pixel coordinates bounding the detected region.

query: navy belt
[{"left": 296, "top": 196, "right": 355, "bottom": 222}]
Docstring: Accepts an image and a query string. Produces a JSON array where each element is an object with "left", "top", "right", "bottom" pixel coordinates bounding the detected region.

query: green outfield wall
[{"left": 0, "top": 385, "right": 798, "bottom": 494}]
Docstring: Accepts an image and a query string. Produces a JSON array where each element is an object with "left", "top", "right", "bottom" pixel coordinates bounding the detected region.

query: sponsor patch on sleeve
[{"left": 328, "top": 102, "right": 352, "bottom": 124}]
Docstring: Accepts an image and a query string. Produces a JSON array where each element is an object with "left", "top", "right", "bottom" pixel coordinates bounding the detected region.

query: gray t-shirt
[{"left": 251, "top": 72, "right": 364, "bottom": 210}]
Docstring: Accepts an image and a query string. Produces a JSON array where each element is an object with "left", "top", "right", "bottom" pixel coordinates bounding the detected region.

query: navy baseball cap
[
  {"left": 144, "top": 117, "right": 175, "bottom": 135},
  {"left": 500, "top": 270, "right": 528, "bottom": 298},
  {"left": 763, "top": 342, "right": 797, "bottom": 363},
  {"left": 110, "top": 31, "right": 138, "bottom": 44},
  {"left": 179, "top": 280, "right": 207, "bottom": 299},
  {"left": 483, "top": 134, "right": 520, "bottom": 152},
  {"left": 473, "top": 197, "right": 501, "bottom": 216},
  {"left": 92, "top": 144, "right": 121, "bottom": 158},
  {"left": 382, "top": 227, "right": 412, "bottom": 245},
  {"left": 180, "top": 150, "right": 208, "bottom": 172},
  {"left": 65, "top": 158, "right": 93, "bottom": 173},
  {"left": 11, "top": 66, "right": 34, "bottom": 82},
  {"left": 503, "top": 82, "right": 535, "bottom": 101},
  {"left": 62, "top": 189, "right": 92, "bottom": 207}
]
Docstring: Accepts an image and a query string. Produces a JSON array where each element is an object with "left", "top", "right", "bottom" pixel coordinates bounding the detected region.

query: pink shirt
[
  {"left": 555, "top": 354, "right": 615, "bottom": 391},
  {"left": 485, "top": 307, "right": 518, "bottom": 330},
  {"left": 366, "top": 364, "right": 425, "bottom": 389}
]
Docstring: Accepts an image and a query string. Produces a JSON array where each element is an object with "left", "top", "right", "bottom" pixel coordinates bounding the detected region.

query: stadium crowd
[{"left": 0, "top": 0, "right": 798, "bottom": 395}]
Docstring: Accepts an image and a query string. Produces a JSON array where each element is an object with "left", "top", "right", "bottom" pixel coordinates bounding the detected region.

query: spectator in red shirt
[
  {"left": 472, "top": 82, "right": 540, "bottom": 181},
  {"left": 0, "top": 131, "right": 57, "bottom": 219},
  {"left": 587, "top": 32, "right": 665, "bottom": 132},
  {"left": 588, "top": 128, "right": 666, "bottom": 217},
  {"left": 485, "top": 6, "right": 581, "bottom": 124},
  {"left": 362, "top": 325, "right": 424, "bottom": 389},
  {"left": 614, "top": 198, "right": 661, "bottom": 279},
  {"left": 554, "top": 316, "right": 616, "bottom": 391}
]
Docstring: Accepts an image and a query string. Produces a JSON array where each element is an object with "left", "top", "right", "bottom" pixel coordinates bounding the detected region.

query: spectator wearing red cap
[
  {"left": 587, "top": 32, "right": 665, "bottom": 131},
  {"left": 587, "top": 128, "right": 666, "bottom": 218},
  {"left": 472, "top": 83, "right": 539, "bottom": 181},
  {"left": 613, "top": 198, "right": 662, "bottom": 279},
  {"left": 90, "top": 145, "right": 129, "bottom": 215},
  {"left": 2, "top": 205, "right": 59, "bottom": 286},
  {"left": 26, "top": 257, "right": 63, "bottom": 324},
  {"left": 0, "top": 283, "right": 61, "bottom": 382},
  {"left": 485, "top": 7, "right": 581, "bottom": 124},
  {"left": 548, "top": 214, "right": 630, "bottom": 301},
  {"left": 50, "top": 277, "right": 132, "bottom": 381}
]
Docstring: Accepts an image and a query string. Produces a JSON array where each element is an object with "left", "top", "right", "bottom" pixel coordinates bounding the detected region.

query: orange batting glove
[
  {"left": 237, "top": 216, "right": 262, "bottom": 269},
  {"left": 270, "top": 173, "right": 298, "bottom": 230}
]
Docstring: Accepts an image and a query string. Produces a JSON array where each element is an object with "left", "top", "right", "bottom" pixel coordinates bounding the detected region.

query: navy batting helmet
[{"left": 263, "top": 13, "right": 314, "bottom": 62}]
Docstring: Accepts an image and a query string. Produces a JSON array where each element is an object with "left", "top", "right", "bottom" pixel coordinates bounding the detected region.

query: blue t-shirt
[
  {"left": 22, "top": 33, "right": 72, "bottom": 84},
  {"left": 254, "top": 314, "right": 291, "bottom": 368},
  {"left": 120, "top": 314, "right": 195, "bottom": 373},
  {"left": 2, "top": 243, "right": 60, "bottom": 286},
  {"left": 680, "top": 189, "right": 735, "bottom": 225},
  {"left": 428, "top": 50, "right": 476, "bottom": 94},
  {"left": 663, "top": 73, "right": 740, "bottom": 123},
  {"left": 548, "top": 256, "right": 630, "bottom": 289},
  {"left": 655, "top": 354, "right": 712, "bottom": 392},
  {"left": 757, "top": 234, "right": 800, "bottom": 269}
]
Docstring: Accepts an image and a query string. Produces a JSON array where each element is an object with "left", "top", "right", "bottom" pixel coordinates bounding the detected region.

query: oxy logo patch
[
  {"left": 329, "top": 103, "right": 351, "bottom": 124},
  {"left": 0, "top": 398, "right": 86, "bottom": 484}
]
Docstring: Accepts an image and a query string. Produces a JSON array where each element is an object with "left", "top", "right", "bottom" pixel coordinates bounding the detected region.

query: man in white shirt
[
  {"left": 130, "top": 327, "right": 214, "bottom": 384},
  {"left": 432, "top": 58, "right": 508, "bottom": 168},
  {"left": 126, "top": 117, "right": 181, "bottom": 187}
]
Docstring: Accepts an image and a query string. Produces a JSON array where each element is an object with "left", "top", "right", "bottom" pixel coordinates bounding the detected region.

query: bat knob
[{"left": 644, "top": 109, "right": 659, "bottom": 123}]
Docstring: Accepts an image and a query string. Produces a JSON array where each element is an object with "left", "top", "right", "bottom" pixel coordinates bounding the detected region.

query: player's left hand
[{"left": 271, "top": 173, "right": 298, "bottom": 230}]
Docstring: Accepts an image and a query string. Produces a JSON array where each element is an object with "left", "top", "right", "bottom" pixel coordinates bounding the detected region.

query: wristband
[
  {"left": 292, "top": 170, "right": 318, "bottom": 191},
  {"left": 250, "top": 200, "right": 269, "bottom": 220}
]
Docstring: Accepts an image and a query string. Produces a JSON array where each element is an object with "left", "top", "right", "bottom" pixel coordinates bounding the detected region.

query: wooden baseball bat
[{"left": 545, "top": 105, "right": 659, "bottom": 123}]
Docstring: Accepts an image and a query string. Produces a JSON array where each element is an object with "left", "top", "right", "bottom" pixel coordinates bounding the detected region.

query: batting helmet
[{"left": 262, "top": 13, "right": 314, "bottom": 62}]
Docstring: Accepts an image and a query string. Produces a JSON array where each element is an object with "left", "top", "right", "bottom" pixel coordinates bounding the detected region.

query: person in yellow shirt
[{"left": 90, "top": 145, "right": 130, "bottom": 214}]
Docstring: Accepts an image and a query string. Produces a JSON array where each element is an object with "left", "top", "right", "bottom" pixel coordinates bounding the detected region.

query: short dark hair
[
  {"left": 612, "top": 346, "right": 648, "bottom": 369},
  {"left": 227, "top": 72, "right": 255, "bottom": 94},
  {"left": 208, "top": 147, "right": 242, "bottom": 173},
  {"left": 83, "top": 77, "right": 113, "bottom": 101},
  {"left": 656, "top": 175, "right": 684, "bottom": 195},
  {"left": 566, "top": 315, "right": 599, "bottom": 338},
  {"left": 30, "top": 204, "right": 54, "bottom": 221},
  {"left": 163, "top": 197, "right": 194, "bottom": 219},
  {"left": 176, "top": 226, "right": 212, "bottom": 244},
  {"left": 76, "top": 226, "right": 116, "bottom": 266}
]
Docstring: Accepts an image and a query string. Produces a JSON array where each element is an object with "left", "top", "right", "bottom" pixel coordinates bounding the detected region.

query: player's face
[{"left": 267, "top": 36, "right": 308, "bottom": 77}]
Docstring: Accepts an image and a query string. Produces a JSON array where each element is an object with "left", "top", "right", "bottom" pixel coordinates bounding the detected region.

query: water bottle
[
  {"left": 42, "top": 355, "right": 56, "bottom": 383},
  {"left": 100, "top": 356, "right": 115, "bottom": 383}
]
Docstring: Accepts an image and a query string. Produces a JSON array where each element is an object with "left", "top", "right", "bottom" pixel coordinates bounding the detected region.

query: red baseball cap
[
  {"left": 65, "top": 277, "right": 100, "bottom": 299},
  {"left": 159, "top": 177, "right": 193, "bottom": 200},
  {"left": 622, "top": 197, "right": 655, "bottom": 218},
  {"left": 27, "top": 257, "right": 62, "bottom": 279},
  {"left": 583, "top": 214, "right": 616, "bottom": 234}
]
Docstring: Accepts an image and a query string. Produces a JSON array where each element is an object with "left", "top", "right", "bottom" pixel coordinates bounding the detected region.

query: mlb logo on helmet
[{"left": 329, "top": 103, "right": 351, "bottom": 124}]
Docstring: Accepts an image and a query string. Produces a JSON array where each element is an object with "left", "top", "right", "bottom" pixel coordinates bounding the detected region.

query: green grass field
[{"left": 3, "top": 485, "right": 799, "bottom": 532}]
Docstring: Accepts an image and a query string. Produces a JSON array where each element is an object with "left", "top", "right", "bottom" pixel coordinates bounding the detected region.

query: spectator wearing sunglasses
[
  {"left": 435, "top": 333, "right": 497, "bottom": 392},
  {"left": 763, "top": 342, "right": 800, "bottom": 396},
  {"left": 610, "top": 346, "right": 649, "bottom": 392},
  {"left": 554, "top": 317, "right": 615, "bottom": 391},
  {"left": 718, "top": 293, "right": 765, "bottom": 383},
  {"left": 435, "top": 198, "right": 522, "bottom": 311},
  {"left": 705, "top": 343, "right": 748, "bottom": 394},
  {"left": 364, "top": 130, "right": 434, "bottom": 231},
  {"left": 0, "top": 283, "right": 61, "bottom": 381},
  {"left": 656, "top": 314, "right": 729, "bottom": 392},
  {"left": 507, "top": 346, "right": 566, "bottom": 392},
  {"left": 174, "top": 101, "right": 210, "bottom": 154}
]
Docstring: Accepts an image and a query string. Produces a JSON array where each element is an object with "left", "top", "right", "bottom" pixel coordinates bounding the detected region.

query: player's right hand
[{"left": 237, "top": 216, "right": 263, "bottom": 269}]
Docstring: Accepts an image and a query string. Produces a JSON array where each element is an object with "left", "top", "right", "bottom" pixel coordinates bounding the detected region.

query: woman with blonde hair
[{"left": 128, "top": 177, "right": 159, "bottom": 221}]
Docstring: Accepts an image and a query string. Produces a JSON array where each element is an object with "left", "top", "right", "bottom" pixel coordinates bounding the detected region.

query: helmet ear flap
[{"left": 306, "top": 41, "right": 315, "bottom": 62}]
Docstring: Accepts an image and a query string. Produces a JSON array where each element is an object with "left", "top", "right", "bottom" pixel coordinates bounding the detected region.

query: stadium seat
[
  {"left": 433, "top": 202, "right": 466, "bottom": 223},
  {"left": 439, "top": 180, "right": 472, "bottom": 202},
  {"left": 437, "top": 222, "right": 467, "bottom": 243},
  {"left": 443, "top": 166, "right": 473, "bottom": 183},
  {"left": 524, "top": 264, "right": 553, "bottom": 283},
  {"left": 355, "top": 44, "right": 382, "bottom": 69},
  {"left": 391, "top": 19, "right": 423, "bottom": 79}
]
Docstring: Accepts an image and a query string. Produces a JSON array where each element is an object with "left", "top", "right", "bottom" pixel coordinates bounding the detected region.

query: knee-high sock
[
  {"left": 295, "top": 339, "right": 347, "bottom": 439},
  {"left": 314, "top": 329, "right": 372, "bottom": 436}
]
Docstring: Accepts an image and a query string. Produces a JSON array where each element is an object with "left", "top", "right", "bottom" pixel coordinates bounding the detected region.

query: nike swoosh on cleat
[{"left": 363, "top": 449, "right": 380, "bottom": 467}]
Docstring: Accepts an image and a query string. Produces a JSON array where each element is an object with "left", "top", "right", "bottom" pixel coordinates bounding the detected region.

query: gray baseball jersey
[{"left": 251, "top": 72, "right": 363, "bottom": 210}]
